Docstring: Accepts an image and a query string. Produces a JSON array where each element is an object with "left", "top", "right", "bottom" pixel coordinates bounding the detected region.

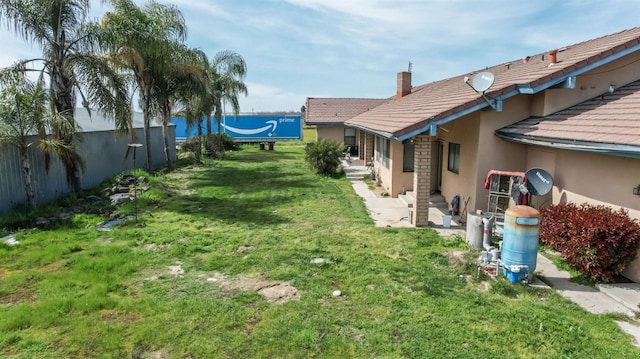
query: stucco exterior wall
[
  {"left": 388, "top": 140, "right": 414, "bottom": 197},
  {"left": 527, "top": 147, "right": 640, "bottom": 282},
  {"left": 438, "top": 112, "right": 480, "bottom": 208},
  {"left": 474, "top": 95, "right": 531, "bottom": 211},
  {"left": 550, "top": 150, "right": 640, "bottom": 216},
  {"left": 316, "top": 125, "right": 345, "bottom": 143}
]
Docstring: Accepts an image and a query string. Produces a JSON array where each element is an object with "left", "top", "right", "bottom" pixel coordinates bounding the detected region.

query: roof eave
[
  {"left": 496, "top": 131, "right": 640, "bottom": 159},
  {"left": 305, "top": 121, "right": 347, "bottom": 126},
  {"left": 347, "top": 122, "right": 394, "bottom": 139}
]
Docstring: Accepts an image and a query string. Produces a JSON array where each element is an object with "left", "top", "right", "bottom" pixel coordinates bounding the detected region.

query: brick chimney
[
  {"left": 548, "top": 50, "right": 558, "bottom": 65},
  {"left": 396, "top": 71, "right": 412, "bottom": 99}
]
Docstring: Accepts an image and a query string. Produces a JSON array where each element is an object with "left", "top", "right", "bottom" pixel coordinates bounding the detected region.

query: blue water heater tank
[{"left": 502, "top": 205, "right": 540, "bottom": 283}]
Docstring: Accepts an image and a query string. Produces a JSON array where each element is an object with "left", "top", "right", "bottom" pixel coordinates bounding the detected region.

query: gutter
[
  {"left": 495, "top": 131, "right": 640, "bottom": 159},
  {"left": 391, "top": 42, "right": 640, "bottom": 143},
  {"left": 306, "top": 121, "right": 349, "bottom": 126}
]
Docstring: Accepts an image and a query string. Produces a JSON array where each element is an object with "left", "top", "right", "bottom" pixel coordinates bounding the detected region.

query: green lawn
[{"left": 1, "top": 145, "right": 638, "bottom": 358}]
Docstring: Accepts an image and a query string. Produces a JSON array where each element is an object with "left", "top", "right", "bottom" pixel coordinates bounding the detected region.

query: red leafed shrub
[{"left": 540, "top": 203, "right": 640, "bottom": 283}]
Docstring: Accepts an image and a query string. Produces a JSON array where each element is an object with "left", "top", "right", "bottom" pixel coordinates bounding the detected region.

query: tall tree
[
  {"left": 0, "top": 74, "right": 78, "bottom": 208},
  {"left": 174, "top": 94, "right": 205, "bottom": 163},
  {"left": 203, "top": 50, "right": 248, "bottom": 136},
  {"left": 0, "top": 0, "right": 131, "bottom": 193},
  {"left": 99, "top": 0, "right": 187, "bottom": 170},
  {"left": 152, "top": 43, "right": 206, "bottom": 169}
]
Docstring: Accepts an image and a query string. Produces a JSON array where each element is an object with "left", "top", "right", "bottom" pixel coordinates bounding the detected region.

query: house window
[
  {"left": 375, "top": 136, "right": 390, "bottom": 168},
  {"left": 344, "top": 128, "right": 356, "bottom": 146},
  {"left": 448, "top": 142, "right": 460, "bottom": 174},
  {"left": 403, "top": 141, "right": 414, "bottom": 172}
]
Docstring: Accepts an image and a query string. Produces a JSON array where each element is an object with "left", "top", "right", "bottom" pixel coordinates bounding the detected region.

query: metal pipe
[{"left": 482, "top": 216, "right": 492, "bottom": 250}]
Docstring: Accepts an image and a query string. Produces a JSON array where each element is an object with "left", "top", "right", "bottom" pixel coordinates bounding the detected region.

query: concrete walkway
[
  {"left": 344, "top": 161, "right": 640, "bottom": 347},
  {"left": 536, "top": 254, "right": 640, "bottom": 346}
]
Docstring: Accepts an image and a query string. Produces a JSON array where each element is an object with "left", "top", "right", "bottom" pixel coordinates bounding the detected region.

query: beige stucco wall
[
  {"left": 390, "top": 141, "right": 414, "bottom": 197},
  {"left": 474, "top": 95, "right": 531, "bottom": 211},
  {"left": 435, "top": 95, "right": 530, "bottom": 213},
  {"left": 373, "top": 140, "right": 413, "bottom": 197},
  {"left": 316, "top": 125, "right": 345, "bottom": 143},
  {"left": 437, "top": 112, "right": 480, "bottom": 208},
  {"left": 527, "top": 147, "right": 640, "bottom": 282}
]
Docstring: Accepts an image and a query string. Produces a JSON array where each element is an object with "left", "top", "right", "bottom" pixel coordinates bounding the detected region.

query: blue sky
[{"left": 1, "top": 0, "right": 640, "bottom": 113}]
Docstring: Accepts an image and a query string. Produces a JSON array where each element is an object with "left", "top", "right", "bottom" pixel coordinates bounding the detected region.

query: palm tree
[
  {"left": 174, "top": 95, "right": 205, "bottom": 163},
  {"left": 152, "top": 43, "right": 207, "bottom": 169},
  {"left": 204, "top": 50, "right": 248, "bottom": 136},
  {"left": 0, "top": 74, "right": 78, "bottom": 208},
  {"left": 99, "top": 0, "right": 187, "bottom": 170},
  {"left": 0, "top": 0, "right": 132, "bottom": 193}
]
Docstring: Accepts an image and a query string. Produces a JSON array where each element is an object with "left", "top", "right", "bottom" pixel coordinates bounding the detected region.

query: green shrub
[
  {"left": 205, "top": 133, "right": 239, "bottom": 159},
  {"left": 304, "top": 139, "right": 344, "bottom": 176},
  {"left": 179, "top": 136, "right": 201, "bottom": 153},
  {"left": 540, "top": 203, "right": 640, "bottom": 282}
]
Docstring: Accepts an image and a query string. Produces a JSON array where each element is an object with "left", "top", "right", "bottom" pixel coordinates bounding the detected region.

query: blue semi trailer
[{"left": 171, "top": 114, "right": 302, "bottom": 142}]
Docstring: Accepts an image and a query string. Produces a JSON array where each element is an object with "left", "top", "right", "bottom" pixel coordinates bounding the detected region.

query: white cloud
[
  {"left": 1, "top": 0, "right": 640, "bottom": 113},
  {"left": 164, "top": 0, "right": 234, "bottom": 21},
  {"left": 239, "top": 82, "right": 306, "bottom": 113}
]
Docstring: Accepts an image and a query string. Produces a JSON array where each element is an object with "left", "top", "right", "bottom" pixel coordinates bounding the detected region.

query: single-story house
[
  {"left": 345, "top": 27, "right": 640, "bottom": 282},
  {"left": 305, "top": 97, "right": 388, "bottom": 159}
]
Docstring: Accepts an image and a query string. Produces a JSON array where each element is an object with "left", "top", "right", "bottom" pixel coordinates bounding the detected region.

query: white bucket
[{"left": 442, "top": 215, "right": 452, "bottom": 228}]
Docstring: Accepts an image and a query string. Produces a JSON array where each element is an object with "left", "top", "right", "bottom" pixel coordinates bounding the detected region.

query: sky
[{"left": 0, "top": 0, "right": 639, "bottom": 113}]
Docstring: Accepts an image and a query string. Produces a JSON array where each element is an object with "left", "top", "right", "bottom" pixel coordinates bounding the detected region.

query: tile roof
[
  {"left": 346, "top": 27, "right": 640, "bottom": 140},
  {"left": 497, "top": 79, "right": 640, "bottom": 150},
  {"left": 305, "top": 97, "right": 389, "bottom": 125}
]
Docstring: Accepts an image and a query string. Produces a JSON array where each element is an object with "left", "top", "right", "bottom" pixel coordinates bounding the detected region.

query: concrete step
[
  {"left": 398, "top": 192, "right": 450, "bottom": 209},
  {"left": 399, "top": 194, "right": 414, "bottom": 208},
  {"left": 345, "top": 169, "right": 369, "bottom": 180},
  {"left": 430, "top": 194, "right": 447, "bottom": 208}
]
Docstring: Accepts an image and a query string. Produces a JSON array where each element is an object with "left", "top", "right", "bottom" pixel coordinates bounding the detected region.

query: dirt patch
[
  {"left": 143, "top": 262, "right": 184, "bottom": 282},
  {"left": 445, "top": 251, "right": 466, "bottom": 267},
  {"left": 42, "top": 260, "right": 66, "bottom": 272},
  {"left": 167, "top": 263, "right": 184, "bottom": 277},
  {"left": 145, "top": 350, "right": 169, "bottom": 359},
  {"left": 236, "top": 245, "right": 252, "bottom": 253},
  {"left": 372, "top": 186, "right": 389, "bottom": 198},
  {"left": 99, "top": 309, "right": 140, "bottom": 322},
  {"left": 206, "top": 272, "right": 300, "bottom": 304},
  {"left": 0, "top": 268, "right": 10, "bottom": 280},
  {"left": 141, "top": 266, "right": 299, "bottom": 304},
  {"left": 0, "top": 287, "right": 38, "bottom": 305},
  {"left": 143, "top": 243, "right": 171, "bottom": 252}
]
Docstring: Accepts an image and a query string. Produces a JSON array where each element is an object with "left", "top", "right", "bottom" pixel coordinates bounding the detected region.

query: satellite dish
[
  {"left": 525, "top": 168, "right": 553, "bottom": 196},
  {"left": 471, "top": 72, "right": 495, "bottom": 93}
]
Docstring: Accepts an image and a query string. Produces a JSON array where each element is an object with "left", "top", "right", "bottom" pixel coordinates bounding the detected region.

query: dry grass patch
[{"left": 204, "top": 271, "right": 300, "bottom": 304}]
